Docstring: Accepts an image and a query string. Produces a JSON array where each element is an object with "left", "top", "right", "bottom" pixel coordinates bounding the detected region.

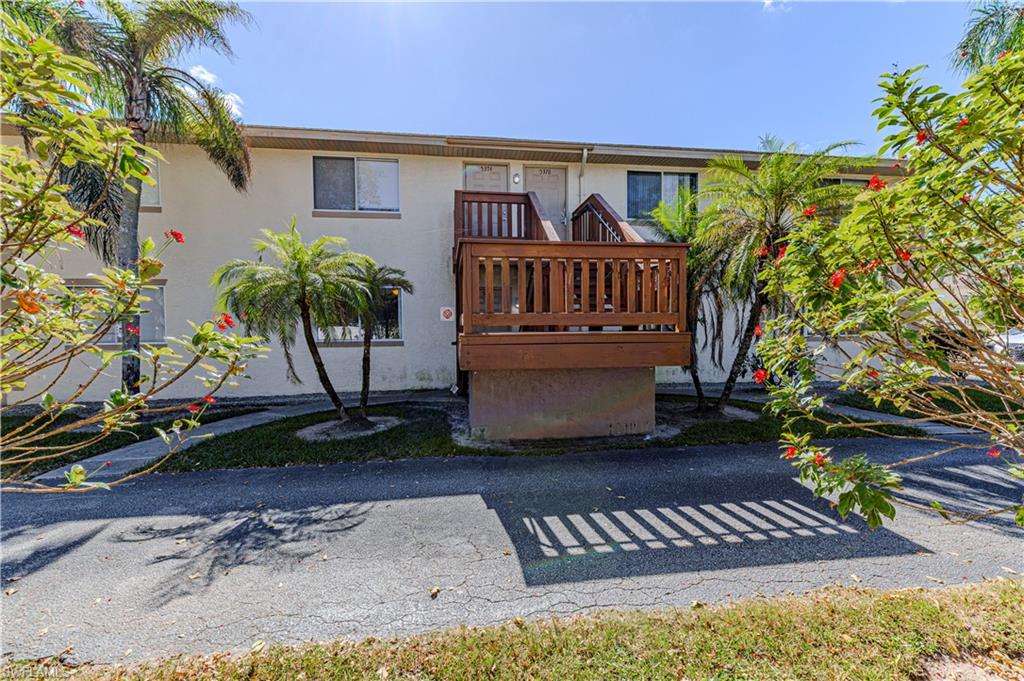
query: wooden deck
[{"left": 453, "top": 191, "right": 691, "bottom": 374}]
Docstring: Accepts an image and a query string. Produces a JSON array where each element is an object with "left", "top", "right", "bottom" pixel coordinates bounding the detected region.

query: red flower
[
  {"left": 987, "top": 446, "right": 1001, "bottom": 459},
  {"left": 125, "top": 324, "right": 140, "bottom": 336},
  {"left": 164, "top": 229, "right": 184, "bottom": 244},
  {"left": 813, "top": 453, "right": 828, "bottom": 467},
  {"left": 202, "top": 395, "right": 216, "bottom": 405},
  {"left": 775, "top": 244, "right": 788, "bottom": 262},
  {"left": 66, "top": 225, "right": 84, "bottom": 238},
  {"left": 864, "top": 259, "right": 883, "bottom": 272},
  {"left": 104, "top": 460, "right": 112, "bottom": 467},
  {"left": 957, "top": 118, "right": 968, "bottom": 128},
  {"left": 960, "top": 193, "right": 971, "bottom": 204},
  {"left": 829, "top": 267, "right": 848, "bottom": 290},
  {"left": 867, "top": 175, "right": 888, "bottom": 191},
  {"left": 753, "top": 368, "right": 768, "bottom": 384},
  {"left": 220, "top": 312, "right": 236, "bottom": 329},
  {"left": 997, "top": 50, "right": 1008, "bottom": 60},
  {"left": 915, "top": 130, "right": 929, "bottom": 145},
  {"left": 753, "top": 324, "right": 763, "bottom": 338},
  {"left": 784, "top": 446, "right": 798, "bottom": 460},
  {"left": 217, "top": 322, "right": 227, "bottom": 331},
  {"left": 758, "top": 244, "right": 770, "bottom": 258},
  {"left": 891, "top": 162, "right": 901, "bottom": 169},
  {"left": 187, "top": 404, "right": 201, "bottom": 414},
  {"left": 803, "top": 205, "right": 817, "bottom": 218},
  {"left": 867, "top": 369, "right": 879, "bottom": 379},
  {"left": 896, "top": 247, "right": 912, "bottom": 262}
]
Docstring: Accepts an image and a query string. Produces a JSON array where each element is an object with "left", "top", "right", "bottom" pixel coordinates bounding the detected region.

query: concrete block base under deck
[{"left": 469, "top": 367, "right": 654, "bottom": 440}]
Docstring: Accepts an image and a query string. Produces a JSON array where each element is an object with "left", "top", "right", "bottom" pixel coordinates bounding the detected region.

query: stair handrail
[
  {"left": 571, "top": 194, "right": 645, "bottom": 243},
  {"left": 525, "top": 191, "right": 560, "bottom": 242}
]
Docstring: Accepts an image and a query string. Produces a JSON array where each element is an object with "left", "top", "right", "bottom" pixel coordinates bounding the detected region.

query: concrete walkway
[
  {"left": 32, "top": 391, "right": 458, "bottom": 485},
  {"left": 3, "top": 435, "right": 1020, "bottom": 664}
]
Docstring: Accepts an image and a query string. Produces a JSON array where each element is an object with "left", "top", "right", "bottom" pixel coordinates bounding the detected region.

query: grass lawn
[
  {"left": 833, "top": 385, "right": 1021, "bottom": 420},
  {"left": 11, "top": 580, "right": 1023, "bottom": 680},
  {"left": 660, "top": 395, "right": 923, "bottom": 446},
  {"left": 1, "top": 406, "right": 259, "bottom": 480},
  {"left": 161, "top": 399, "right": 924, "bottom": 473}
]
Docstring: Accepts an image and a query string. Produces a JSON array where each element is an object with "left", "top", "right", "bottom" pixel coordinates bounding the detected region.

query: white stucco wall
[{"left": 7, "top": 133, "right": 863, "bottom": 401}]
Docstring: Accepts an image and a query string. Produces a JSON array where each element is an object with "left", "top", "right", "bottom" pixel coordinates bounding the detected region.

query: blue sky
[{"left": 185, "top": 2, "right": 973, "bottom": 154}]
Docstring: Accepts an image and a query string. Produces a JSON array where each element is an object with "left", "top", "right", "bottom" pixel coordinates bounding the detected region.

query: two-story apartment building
[{"left": 5, "top": 125, "right": 892, "bottom": 438}]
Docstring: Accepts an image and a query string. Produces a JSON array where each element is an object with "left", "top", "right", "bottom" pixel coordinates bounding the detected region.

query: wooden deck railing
[
  {"left": 455, "top": 190, "right": 559, "bottom": 243},
  {"left": 570, "top": 194, "right": 644, "bottom": 243},
  {"left": 457, "top": 239, "right": 687, "bottom": 333}
]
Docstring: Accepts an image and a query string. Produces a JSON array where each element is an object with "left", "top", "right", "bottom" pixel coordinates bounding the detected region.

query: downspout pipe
[{"left": 578, "top": 147, "right": 588, "bottom": 205}]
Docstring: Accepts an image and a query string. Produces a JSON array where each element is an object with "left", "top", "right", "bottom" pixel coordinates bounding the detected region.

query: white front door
[
  {"left": 464, "top": 163, "right": 509, "bottom": 192},
  {"left": 524, "top": 166, "right": 567, "bottom": 238}
]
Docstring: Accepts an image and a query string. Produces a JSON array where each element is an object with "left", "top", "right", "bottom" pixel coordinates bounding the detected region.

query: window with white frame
[
  {"left": 139, "top": 159, "right": 160, "bottom": 207},
  {"left": 69, "top": 284, "right": 166, "bottom": 343},
  {"left": 316, "top": 287, "right": 403, "bottom": 343},
  {"left": 626, "top": 171, "right": 698, "bottom": 220},
  {"left": 313, "top": 157, "right": 400, "bottom": 212}
]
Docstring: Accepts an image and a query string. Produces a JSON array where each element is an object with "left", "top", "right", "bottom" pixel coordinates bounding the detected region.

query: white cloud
[
  {"left": 224, "top": 92, "right": 244, "bottom": 117},
  {"left": 762, "top": 0, "right": 790, "bottom": 13},
  {"left": 189, "top": 64, "right": 218, "bottom": 85}
]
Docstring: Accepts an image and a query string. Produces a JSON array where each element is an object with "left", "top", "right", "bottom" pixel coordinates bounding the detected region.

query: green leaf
[
  {"left": 154, "top": 428, "right": 172, "bottom": 446},
  {"left": 930, "top": 500, "right": 951, "bottom": 521}
]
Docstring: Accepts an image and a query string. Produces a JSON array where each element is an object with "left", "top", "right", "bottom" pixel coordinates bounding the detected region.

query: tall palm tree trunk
[
  {"left": 119, "top": 83, "right": 147, "bottom": 392},
  {"left": 359, "top": 326, "right": 373, "bottom": 418},
  {"left": 690, "top": 340, "right": 706, "bottom": 410},
  {"left": 687, "top": 297, "right": 707, "bottom": 410},
  {"left": 715, "top": 289, "right": 769, "bottom": 410},
  {"left": 298, "top": 300, "right": 354, "bottom": 422}
]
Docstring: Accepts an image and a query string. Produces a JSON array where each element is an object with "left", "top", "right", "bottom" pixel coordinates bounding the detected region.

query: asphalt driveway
[{"left": 2, "top": 435, "right": 1021, "bottom": 663}]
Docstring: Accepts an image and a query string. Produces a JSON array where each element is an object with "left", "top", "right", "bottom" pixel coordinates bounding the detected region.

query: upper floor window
[
  {"left": 69, "top": 284, "right": 166, "bottom": 344},
  {"left": 140, "top": 159, "right": 160, "bottom": 207},
  {"left": 313, "top": 156, "right": 400, "bottom": 213},
  {"left": 627, "top": 171, "right": 698, "bottom": 220}
]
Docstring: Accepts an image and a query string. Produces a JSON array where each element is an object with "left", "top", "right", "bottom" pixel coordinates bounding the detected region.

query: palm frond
[
  {"left": 953, "top": 0, "right": 1024, "bottom": 72},
  {"left": 136, "top": 0, "right": 251, "bottom": 62},
  {"left": 146, "top": 67, "right": 251, "bottom": 190}
]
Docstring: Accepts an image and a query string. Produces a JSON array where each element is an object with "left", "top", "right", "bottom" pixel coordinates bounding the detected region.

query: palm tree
[
  {"left": 21, "top": 0, "right": 255, "bottom": 392},
  {"left": 650, "top": 188, "right": 727, "bottom": 412},
  {"left": 212, "top": 219, "right": 372, "bottom": 424},
  {"left": 348, "top": 263, "right": 414, "bottom": 418},
  {"left": 954, "top": 0, "right": 1024, "bottom": 72},
  {"left": 699, "top": 136, "right": 868, "bottom": 410}
]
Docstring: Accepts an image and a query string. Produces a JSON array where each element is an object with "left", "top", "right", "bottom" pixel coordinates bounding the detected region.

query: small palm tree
[
  {"left": 699, "top": 135, "right": 868, "bottom": 410},
  {"left": 16, "top": 0, "right": 255, "bottom": 391},
  {"left": 651, "top": 188, "right": 726, "bottom": 412},
  {"left": 348, "top": 263, "right": 414, "bottom": 418},
  {"left": 212, "top": 219, "right": 371, "bottom": 424},
  {"left": 954, "top": 0, "right": 1024, "bottom": 72}
]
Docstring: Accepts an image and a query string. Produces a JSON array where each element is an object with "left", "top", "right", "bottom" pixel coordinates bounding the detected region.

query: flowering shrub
[
  {"left": 758, "top": 53, "right": 1024, "bottom": 527},
  {"left": 1, "top": 9, "right": 265, "bottom": 492}
]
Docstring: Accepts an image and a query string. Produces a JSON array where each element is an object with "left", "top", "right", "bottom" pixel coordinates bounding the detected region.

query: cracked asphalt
[{"left": 2, "top": 434, "right": 1021, "bottom": 664}]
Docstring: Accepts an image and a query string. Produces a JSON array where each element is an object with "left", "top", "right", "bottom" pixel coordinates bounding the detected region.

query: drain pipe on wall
[{"left": 578, "top": 147, "right": 588, "bottom": 205}]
